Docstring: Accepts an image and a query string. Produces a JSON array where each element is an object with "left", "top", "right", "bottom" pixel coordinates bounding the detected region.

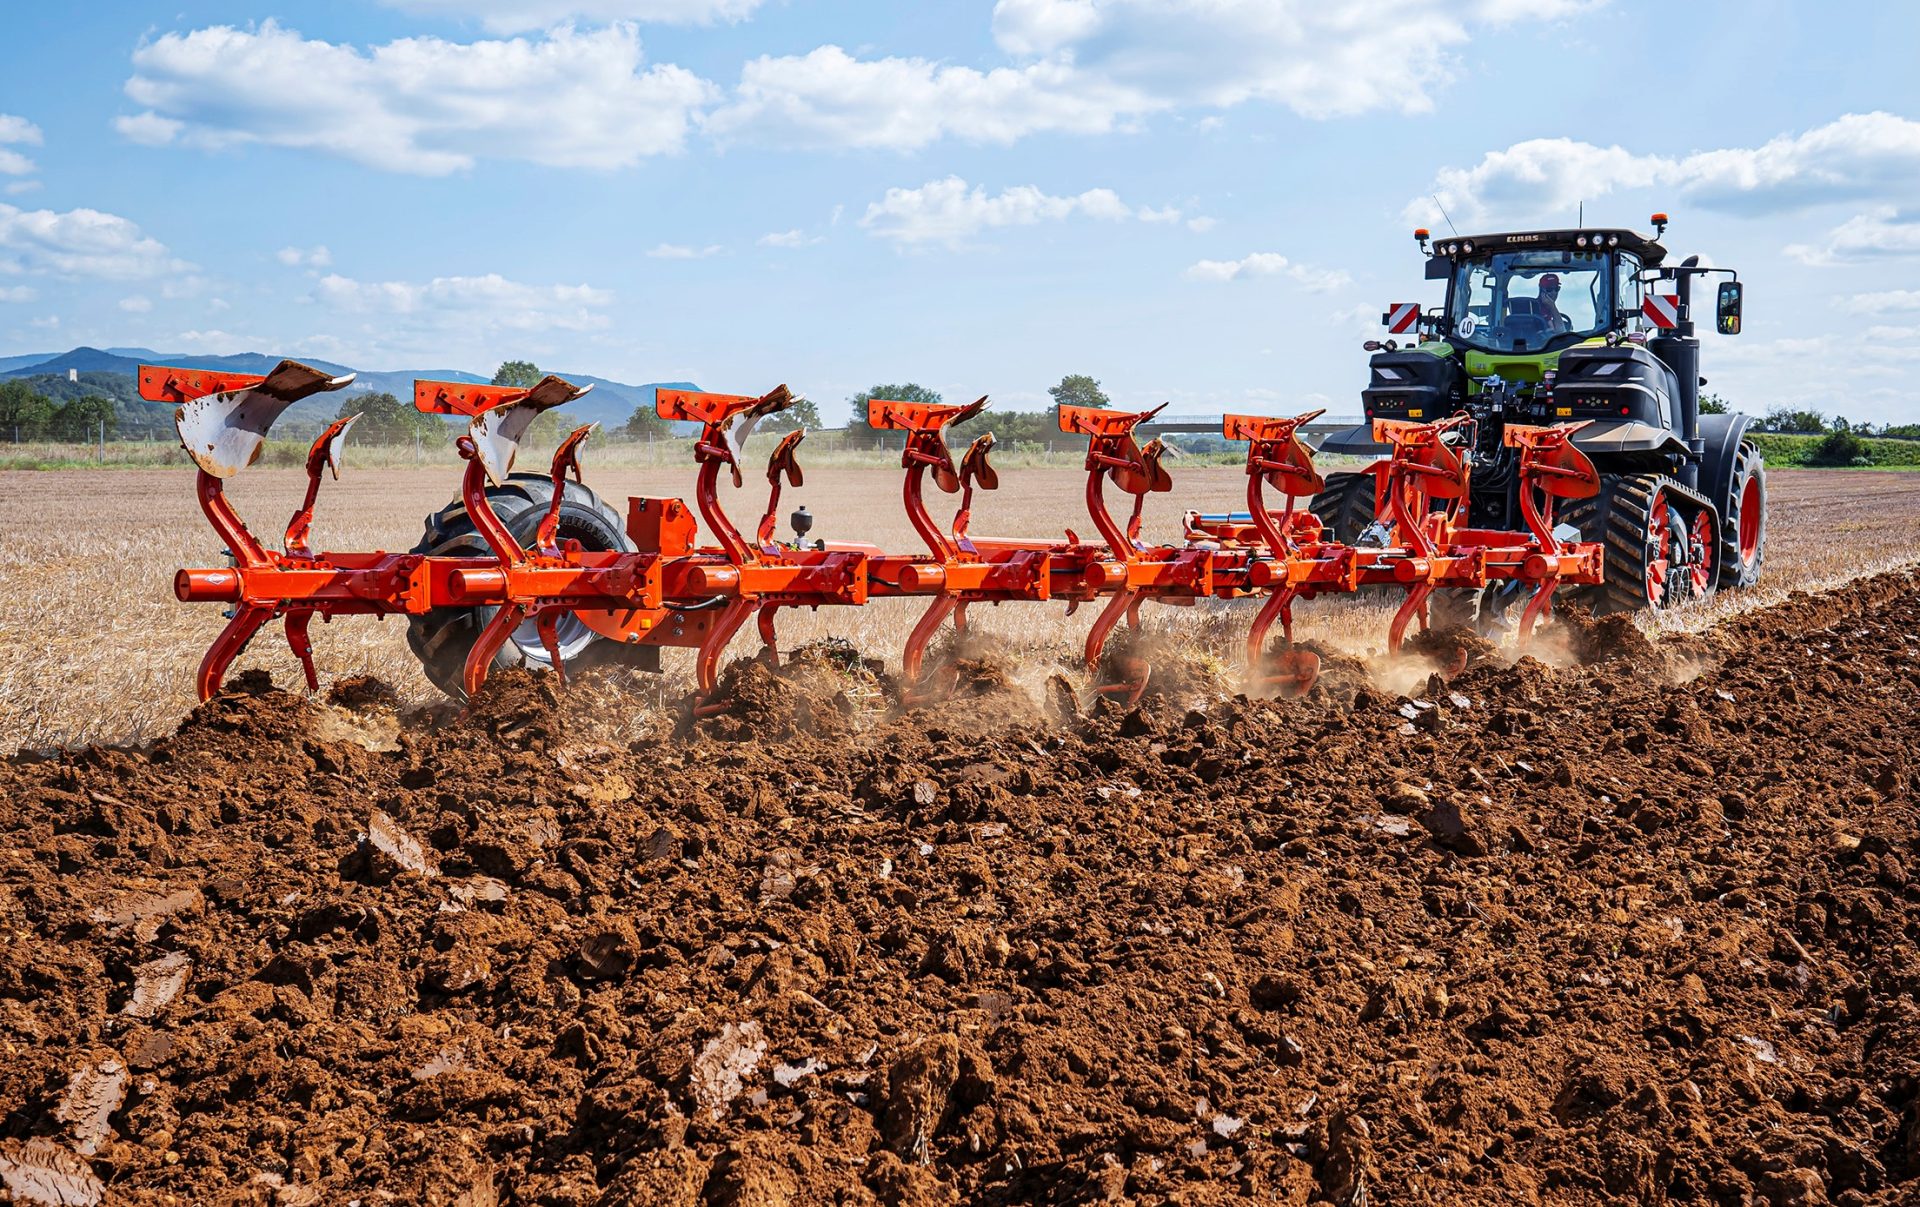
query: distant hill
[{"left": 2, "top": 346, "right": 700, "bottom": 438}]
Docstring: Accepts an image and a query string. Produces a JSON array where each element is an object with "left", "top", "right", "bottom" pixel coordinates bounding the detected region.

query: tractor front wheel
[{"left": 1717, "top": 439, "right": 1767, "bottom": 590}]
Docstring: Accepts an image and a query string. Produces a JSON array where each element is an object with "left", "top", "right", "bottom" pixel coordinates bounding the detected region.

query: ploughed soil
[{"left": 3, "top": 574, "right": 1920, "bottom": 1206}]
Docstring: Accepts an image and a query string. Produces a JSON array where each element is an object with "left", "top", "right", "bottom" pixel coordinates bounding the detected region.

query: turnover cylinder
[{"left": 175, "top": 568, "right": 242, "bottom": 602}]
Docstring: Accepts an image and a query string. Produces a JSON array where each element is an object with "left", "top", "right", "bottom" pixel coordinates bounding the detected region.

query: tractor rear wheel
[
  {"left": 406, "top": 473, "right": 641, "bottom": 700},
  {"left": 1559, "top": 473, "right": 1717, "bottom": 615},
  {"left": 1308, "top": 471, "right": 1378, "bottom": 543},
  {"left": 1718, "top": 439, "right": 1767, "bottom": 590}
]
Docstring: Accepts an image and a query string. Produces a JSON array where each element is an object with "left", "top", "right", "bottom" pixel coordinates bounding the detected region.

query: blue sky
[{"left": 2, "top": 1, "right": 1918, "bottom": 424}]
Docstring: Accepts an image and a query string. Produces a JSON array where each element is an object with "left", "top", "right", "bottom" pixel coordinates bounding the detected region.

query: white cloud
[
  {"left": 710, "top": 0, "right": 1602, "bottom": 153},
  {"left": 1185, "top": 251, "right": 1350, "bottom": 291},
  {"left": 0, "top": 114, "right": 41, "bottom": 178},
  {"left": 758, "top": 229, "right": 822, "bottom": 248},
  {"left": 706, "top": 46, "right": 1148, "bottom": 151},
  {"left": 1842, "top": 289, "right": 1920, "bottom": 314},
  {"left": 378, "top": 0, "right": 763, "bottom": 34},
  {"left": 1411, "top": 112, "right": 1920, "bottom": 227},
  {"left": 118, "top": 296, "right": 153, "bottom": 313},
  {"left": 989, "top": 0, "right": 1472, "bottom": 117},
  {"left": 276, "top": 244, "right": 332, "bottom": 268},
  {"left": 0, "top": 202, "right": 186, "bottom": 279},
  {"left": 316, "top": 271, "right": 615, "bottom": 332},
  {"left": 1786, "top": 208, "right": 1920, "bottom": 265},
  {"left": 860, "top": 175, "right": 1172, "bottom": 245},
  {"left": 4, "top": 181, "right": 41, "bottom": 196},
  {"left": 1472, "top": 0, "right": 1605, "bottom": 23},
  {"left": 119, "top": 21, "right": 716, "bottom": 175},
  {"left": 646, "top": 242, "right": 723, "bottom": 258},
  {"left": 0, "top": 284, "right": 34, "bottom": 302},
  {"left": 171, "top": 329, "right": 262, "bottom": 355}
]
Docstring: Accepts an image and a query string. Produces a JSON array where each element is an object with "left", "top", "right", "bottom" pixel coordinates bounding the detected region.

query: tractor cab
[{"left": 1429, "top": 229, "right": 1666, "bottom": 357}]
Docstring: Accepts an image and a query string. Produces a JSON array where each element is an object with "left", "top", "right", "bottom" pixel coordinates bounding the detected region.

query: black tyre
[
  {"left": 406, "top": 474, "right": 636, "bottom": 699},
  {"left": 1308, "top": 471, "right": 1378, "bottom": 543},
  {"left": 1717, "top": 440, "right": 1767, "bottom": 590},
  {"left": 1558, "top": 472, "right": 1717, "bottom": 615},
  {"left": 1428, "top": 580, "right": 1532, "bottom": 638},
  {"left": 1426, "top": 587, "right": 1486, "bottom": 633}
]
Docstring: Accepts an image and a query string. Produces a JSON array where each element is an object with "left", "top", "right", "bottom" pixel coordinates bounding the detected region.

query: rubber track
[
  {"left": 1308, "top": 471, "right": 1376, "bottom": 543},
  {"left": 1558, "top": 471, "right": 1686, "bottom": 616}
]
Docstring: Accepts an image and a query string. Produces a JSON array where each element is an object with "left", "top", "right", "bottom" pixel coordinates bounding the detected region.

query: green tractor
[{"left": 1313, "top": 214, "right": 1765, "bottom": 621}]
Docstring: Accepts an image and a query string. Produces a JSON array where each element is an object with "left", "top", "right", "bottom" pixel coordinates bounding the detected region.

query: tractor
[{"left": 1311, "top": 214, "right": 1765, "bottom": 621}]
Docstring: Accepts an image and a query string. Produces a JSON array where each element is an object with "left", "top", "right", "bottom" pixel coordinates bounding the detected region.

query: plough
[{"left": 147, "top": 359, "right": 1605, "bottom": 708}]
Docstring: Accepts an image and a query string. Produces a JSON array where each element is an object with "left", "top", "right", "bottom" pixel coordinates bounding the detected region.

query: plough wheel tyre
[
  {"left": 1557, "top": 472, "right": 1715, "bottom": 617},
  {"left": 1717, "top": 440, "right": 1767, "bottom": 591},
  {"left": 406, "top": 473, "right": 638, "bottom": 700},
  {"left": 1307, "top": 471, "right": 1376, "bottom": 543}
]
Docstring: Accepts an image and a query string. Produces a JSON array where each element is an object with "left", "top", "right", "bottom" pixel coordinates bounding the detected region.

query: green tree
[
  {"left": 761, "top": 395, "right": 824, "bottom": 434},
  {"left": 1698, "top": 393, "right": 1730, "bottom": 415},
  {"left": 338, "top": 391, "right": 441, "bottom": 444},
  {"left": 625, "top": 397, "right": 671, "bottom": 440},
  {"left": 0, "top": 380, "right": 55, "bottom": 441},
  {"left": 1762, "top": 406, "right": 1826, "bottom": 434},
  {"left": 48, "top": 395, "right": 118, "bottom": 442},
  {"left": 1812, "top": 428, "right": 1869, "bottom": 466},
  {"left": 492, "top": 360, "right": 541, "bottom": 388},
  {"left": 1046, "top": 373, "right": 1109, "bottom": 419}
]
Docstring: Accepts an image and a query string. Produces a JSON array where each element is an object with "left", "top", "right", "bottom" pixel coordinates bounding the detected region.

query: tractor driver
[{"left": 1536, "top": 273, "right": 1569, "bottom": 333}]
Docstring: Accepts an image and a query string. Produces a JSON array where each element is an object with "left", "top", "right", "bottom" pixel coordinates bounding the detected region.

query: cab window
[{"left": 1449, "top": 249, "right": 1613, "bottom": 354}]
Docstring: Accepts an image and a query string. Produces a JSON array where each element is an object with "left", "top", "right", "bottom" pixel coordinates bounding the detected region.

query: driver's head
[{"left": 1539, "top": 273, "right": 1561, "bottom": 297}]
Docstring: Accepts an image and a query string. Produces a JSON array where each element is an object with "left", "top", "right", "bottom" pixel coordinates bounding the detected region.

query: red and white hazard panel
[
  {"left": 1642, "top": 294, "right": 1681, "bottom": 329},
  {"left": 1384, "top": 302, "right": 1420, "bottom": 333}
]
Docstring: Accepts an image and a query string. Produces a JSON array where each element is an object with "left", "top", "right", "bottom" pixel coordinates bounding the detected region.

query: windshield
[{"left": 1449, "top": 250, "right": 1613, "bottom": 353}]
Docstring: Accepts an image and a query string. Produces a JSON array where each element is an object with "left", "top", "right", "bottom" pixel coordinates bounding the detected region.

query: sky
[{"left": 2, "top": 0, "right": 1919, "bottom": 425}]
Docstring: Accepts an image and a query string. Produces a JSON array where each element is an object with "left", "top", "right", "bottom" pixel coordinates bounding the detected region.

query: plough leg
[
  {"left": 756, "top": 604, "right": 782, "bottom": 667},
  {"left": 1387, "top": 583, "right": 1434, "bottom": 656},
  {"left": 1086, "top": 589, "right": 1150, "bottom": 706},
  {"left": 285, "top": 611, "right": 319, "bottom": 690},
  {"left": 463, "top": 602, "right": 527, "bottom": 698},
  {"left": 692, "top": 598, "right": 759, "bottom": 711},
  {"left": 534, "top": 610, "right": 568, "bottom": 686},
  {"left": 196, "top": 604, "right": 274, "bottom": 701},
  {"left": 903, "top": 596, "right": 958, "bottom": 684},
  {"left": 1245, "top": 587, "right": 1320, "bottom": 697}
]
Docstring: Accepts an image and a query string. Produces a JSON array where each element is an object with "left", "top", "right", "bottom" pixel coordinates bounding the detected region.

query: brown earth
[{"left": 2, "top": 571, "right": 1919, "bottom": 1205}]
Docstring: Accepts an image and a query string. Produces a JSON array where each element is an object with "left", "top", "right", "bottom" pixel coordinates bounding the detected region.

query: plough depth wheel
[{"left": 406, "top": 473, "right": 637, "bottom": 699}]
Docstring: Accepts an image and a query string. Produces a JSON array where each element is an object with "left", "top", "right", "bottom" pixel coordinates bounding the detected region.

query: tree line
[{"left": 0, "top": 380, "right": 119, "bottom": 442}]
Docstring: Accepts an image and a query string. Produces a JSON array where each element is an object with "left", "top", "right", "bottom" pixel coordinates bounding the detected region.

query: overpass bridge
[{"left": 1138, "top": 414, "right": 1365, "bottom": 441}]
